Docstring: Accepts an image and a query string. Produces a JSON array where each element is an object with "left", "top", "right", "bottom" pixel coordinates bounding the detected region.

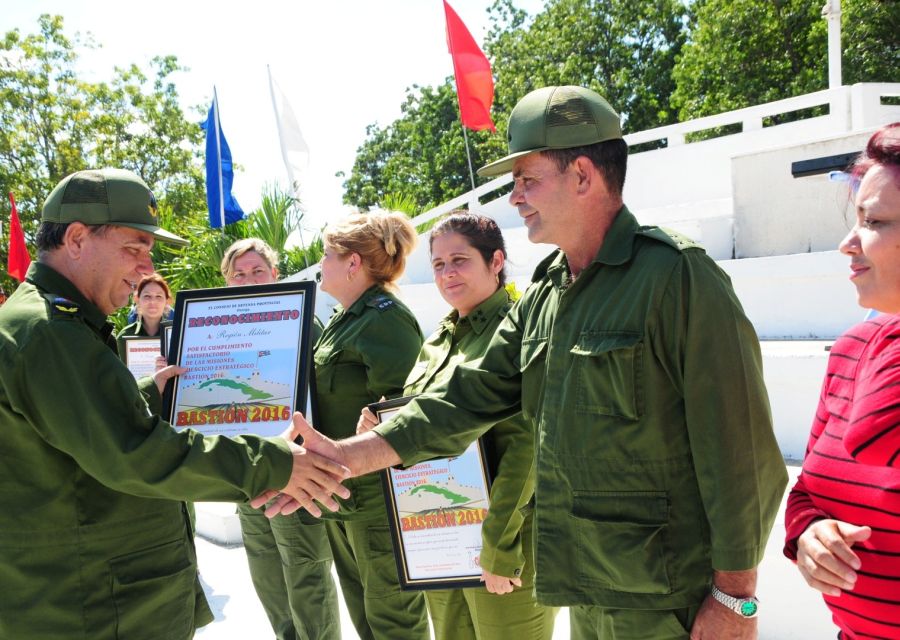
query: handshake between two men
[{"left": 262, "top": 411, "right": 398, "bottom": 517}]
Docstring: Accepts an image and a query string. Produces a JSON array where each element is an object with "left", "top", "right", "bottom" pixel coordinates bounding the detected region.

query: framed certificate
[
  {"left": 162, "top": 281, "right": 317, "bottom": 438},
  {"left": 121, "top": 336, "right": 162, "bottom": 380},
  {"left": 370, "top": 396, "right": 493, "bottom": 590}
]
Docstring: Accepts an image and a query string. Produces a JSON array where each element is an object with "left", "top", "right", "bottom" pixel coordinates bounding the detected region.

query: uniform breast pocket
[
  {"left": 313, "top": 348, "right": 343, "bottom": 392},
  {"left": 519, "top": 338, "right": 547, "bottom": 421},
  {"left": 570, "top": 331, "right": 643, "bottom": 420},
  {"left": 403, "top": 361, "right": 429, "bottom": 392}
]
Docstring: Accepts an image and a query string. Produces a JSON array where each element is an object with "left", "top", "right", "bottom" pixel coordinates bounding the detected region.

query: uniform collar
[
  {"left": 591, "top": 205, "right": 638, "bottom": 267},
  {"left": 438, "top": 287, "right": 510, "bottom": 336},
  {"left": 341, "top": 284, "right": 388, "bottom": 317},
  {"left": 26, "top": 261, "right": 110, "bottom": 331},
  {"left": 543, "top": 205, "right": 637, "bottom": 288}
]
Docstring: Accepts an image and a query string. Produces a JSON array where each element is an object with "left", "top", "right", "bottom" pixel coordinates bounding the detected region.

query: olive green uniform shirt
[
  {"left": 403, "top": 288, "right": 533, "bottom": 578},
  {"left": 0, "top": 263, "right": 293, "bottom": 639},
  {"left": 314, "top": 284, "right": 423, "bottom": 519},
  {"left": 377, "top": 207, "right": 788, "bottom": 609}
]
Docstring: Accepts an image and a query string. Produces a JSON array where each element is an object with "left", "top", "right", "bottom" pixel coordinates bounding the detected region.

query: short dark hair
[
  {"left": 36, "top": 222, "right": 112, "bottom": 256},
  {"left": 429, "top": 211, "right": 508, "bottom": 287},
  {"left": 541, "top": 138, "right": 628, "bottom": 196}
]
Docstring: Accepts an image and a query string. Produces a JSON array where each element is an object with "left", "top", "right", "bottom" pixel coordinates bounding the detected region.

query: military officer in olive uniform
[
  {"left": 0, "top": 168, "right": 348, "bottom": 640},
  {"left": 314, "top": 211, "right": 429, "bottom": 640},
  {"left": 262, "top": 87, "right": 788, "bottom": 640},
  {"left": 357, "top": 212, "right": 557, "bottom": 640}
]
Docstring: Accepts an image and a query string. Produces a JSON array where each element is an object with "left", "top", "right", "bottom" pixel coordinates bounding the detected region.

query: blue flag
[{"left": 202, "top": 91, "right": 244, "bottom": 228}]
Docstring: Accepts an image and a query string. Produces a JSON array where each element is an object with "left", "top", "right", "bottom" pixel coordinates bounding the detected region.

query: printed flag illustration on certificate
[{"left": 164, "top": 281, "right": 316, "bottom": 438}]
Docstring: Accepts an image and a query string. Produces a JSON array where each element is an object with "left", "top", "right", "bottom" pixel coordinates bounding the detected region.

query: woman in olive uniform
[
  {"left": 115, "top": 272, "right": 172, "bottom": 353},
  {"left": 222, "top": 238, "right": 341, "bottom": 640},
  {"left": 358, "top": 213, "right": 557, "bottom": 640},
  {"left": 315, "top": 212, "right": 429, "bottom": 640}
]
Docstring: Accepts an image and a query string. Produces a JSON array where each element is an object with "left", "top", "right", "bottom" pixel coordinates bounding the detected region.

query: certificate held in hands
[
  {"left": 162, "top": 281, "right": 317, "bottom": 439},
  {"left": 370, "top": 396, "right": 493, "bottom": 591}
]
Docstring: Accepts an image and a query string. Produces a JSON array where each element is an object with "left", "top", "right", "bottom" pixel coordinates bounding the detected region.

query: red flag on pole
[
  {"left": 444, "top": 0, "right": 496, "bottom": 132},
  {"left": 7, "top": 192, "right": 31, "bottom": 282}
]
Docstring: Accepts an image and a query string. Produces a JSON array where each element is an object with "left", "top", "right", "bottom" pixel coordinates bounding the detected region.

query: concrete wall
[
  {"left": 719, "top": 250, "right": 862, "bottom": 339},
  {"left": 623, "top": 83, "right": 900, "bottom": 214},
  {"left": 761, "top": 342, "right": 829, "bottom": 460},
  {"left": 732, "top": 131, "right": 872, "bottom": 258}
]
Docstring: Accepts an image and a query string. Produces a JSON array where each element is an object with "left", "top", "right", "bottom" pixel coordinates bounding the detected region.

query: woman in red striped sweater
[{"left": 785, "top": 122, "right": 900, "bottom": 640}]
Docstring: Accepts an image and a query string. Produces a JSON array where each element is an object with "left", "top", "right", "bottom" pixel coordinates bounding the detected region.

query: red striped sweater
[{"left": 785, "top": 315, "right": 900, "bottom": 639}]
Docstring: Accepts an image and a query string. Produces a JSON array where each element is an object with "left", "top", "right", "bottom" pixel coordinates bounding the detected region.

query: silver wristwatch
[{"left": 710, "top": 584, "right": 759, "bottom": 618}]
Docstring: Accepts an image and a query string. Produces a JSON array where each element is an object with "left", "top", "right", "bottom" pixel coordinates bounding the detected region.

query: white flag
[{"left": 268, "top": 66, "right": 309, "bottom": 191}]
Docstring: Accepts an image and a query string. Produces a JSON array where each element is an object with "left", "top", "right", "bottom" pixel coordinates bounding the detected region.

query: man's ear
[
  {"left": 571, "top": 156, "right": 594, "bottom": 195},
  {"left": 62, "top": 222, "right": 90, "bottom": 260}
]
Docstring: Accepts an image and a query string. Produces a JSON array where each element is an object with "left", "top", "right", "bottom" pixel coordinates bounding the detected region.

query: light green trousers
[
  {"left": 238, "top": 504, "right": 340, "bottom": 640},
  {"left": 325, "top": 516, "right": 429, "bottom": 640},
  {"left": 425, "top": 513, "right": 558, "bottom": 640}
]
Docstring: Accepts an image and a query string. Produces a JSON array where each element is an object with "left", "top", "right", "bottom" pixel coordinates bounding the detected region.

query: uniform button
[{"left": 514, "top": 568, "right": 521, "bottom": 577}]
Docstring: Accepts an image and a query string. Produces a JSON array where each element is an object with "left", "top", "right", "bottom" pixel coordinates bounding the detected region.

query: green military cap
[
  {"left": 41, "top": 168, "right": 188, "bottom": 246},
  {"left": 478, "top": 85, "right": 623, "bottom": 177}
]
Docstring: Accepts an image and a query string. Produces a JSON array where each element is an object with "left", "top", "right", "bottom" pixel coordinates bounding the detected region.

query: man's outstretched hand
[
  {"left": 254, "top": 410, "right": 404, "bottom": 517},
  {"left": 255, "top": 412, "right": 351, "bottom": 518}
]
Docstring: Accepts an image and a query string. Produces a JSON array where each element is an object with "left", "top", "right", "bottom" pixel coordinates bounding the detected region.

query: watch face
[{"left": 740, "top": 601, "right": 758, "bottom": 617}]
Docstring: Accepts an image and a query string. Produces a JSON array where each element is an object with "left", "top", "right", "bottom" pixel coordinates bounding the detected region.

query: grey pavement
[{"left": 194, "top": 465, "right": 835, "bottom": 639}]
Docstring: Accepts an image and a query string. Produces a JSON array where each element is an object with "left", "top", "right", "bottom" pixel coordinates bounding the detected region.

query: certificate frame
[
  {"left": 159, "top": 320, "right": 173, "bottom": 359},
  {"left": 162, "top": 280, "right": 317, "bottom": 439},
  {"left": 121, "top": 335, "right": 163, "bottom": 380},
  {"left": 370, "top": 396, "right": 493, "bottom": 591}
]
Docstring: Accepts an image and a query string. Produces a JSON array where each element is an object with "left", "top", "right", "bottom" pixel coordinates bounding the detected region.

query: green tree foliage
[
  {"left": 672, "top": 0, "right": 899, "bottom": 120},
  {"left": 0, "top": 14, "right": 207, "bottom": 295},
  {"left": 342, "top": 0, "right": 687, "bottom": 212},
  {"left": 156, "top": 186, "right": 322, "bottom": 292},
  {"left": 486, "top": 0, "right": 687, "bottom": 130},
  {"left": 0, "top": 15, "right": 321, "bottom": 302},
  {"left": 341, "top": 82, "right": 506, "bottom": 211}
]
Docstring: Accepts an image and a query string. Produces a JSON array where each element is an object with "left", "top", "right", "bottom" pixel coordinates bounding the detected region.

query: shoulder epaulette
[
  {"left": 368, "top": 295, "right": 395, "bottom": 312},
  {"left": 639, "top": 226, "right": 704, "bottom": 253},
  {"left": 44, "top": 294, "right": 82, "bottom": 320}
]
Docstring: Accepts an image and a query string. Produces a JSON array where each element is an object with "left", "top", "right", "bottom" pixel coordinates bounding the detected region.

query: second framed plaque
[{"left": 370, "top": 396, "right": 493, "bottom": 591}]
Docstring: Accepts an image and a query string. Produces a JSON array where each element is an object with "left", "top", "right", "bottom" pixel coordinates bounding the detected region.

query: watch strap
[{"left": 710, "top": 584, "right": 760, "bottom": 618}]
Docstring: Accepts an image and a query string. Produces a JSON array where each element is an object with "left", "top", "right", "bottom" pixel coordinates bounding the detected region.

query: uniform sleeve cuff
[
  {"left": 479, "top": 543, "right": 525, "bottom": 578},
  {"left": 710, "top": 545, "right": 767, "bottom": 572},
  {"left": 138, "top": 376, "right": 162, "bottom": 415},
  {"left": 374, "top": 420, "right": 423, "bottom": 467},
  {"left": 262, "top": 437, "right": 294, "bottom": 493}
]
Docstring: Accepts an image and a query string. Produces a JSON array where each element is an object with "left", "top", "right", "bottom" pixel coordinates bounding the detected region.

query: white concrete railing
[
  {"left": 406, "top": 82, "right": 900, "bottom": 226},
  {"left": 625, "top": 83, "right": 899, "bottom": 148}
]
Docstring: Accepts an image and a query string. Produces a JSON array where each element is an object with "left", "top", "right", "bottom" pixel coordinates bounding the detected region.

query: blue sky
[{"left": 1, "top": 0, "right": 542, "bottom": 237}]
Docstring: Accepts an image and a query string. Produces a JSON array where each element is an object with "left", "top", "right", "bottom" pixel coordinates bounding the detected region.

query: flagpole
[
  {"left": 213, "top": 87, "right": 226, "bottom": 233},
  {"left": 268, "top": 65, "right": 311, "bottom": 272},
  {"left": 460, "top": 124, "right": 477, "bottom": 192}
]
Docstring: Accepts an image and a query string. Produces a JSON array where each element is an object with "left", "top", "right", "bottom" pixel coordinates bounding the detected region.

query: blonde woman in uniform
[{"left": 314, "top": 212, "right": 429, "bottom": 640}]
